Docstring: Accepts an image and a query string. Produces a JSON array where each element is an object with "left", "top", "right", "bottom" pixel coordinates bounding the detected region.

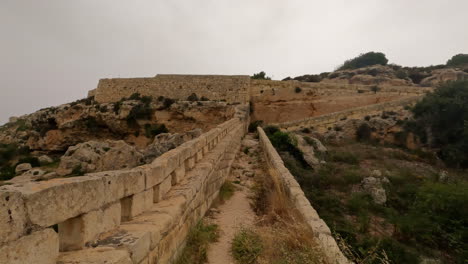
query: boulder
[
  {"left": 361, "top": 177, "right": 387, "bottom": 205},
  {"left": 38, "top": 155, "right": 54, "bottom": 164},
  {"left": 295, "top": 134, "right": 320, "bottom": 167},
  {"left": 143, "top": 129, "right": 201, "bottom": 163},
  {"left": 421, "top": 68, "right": 468, "bottom": 87},
  {"left": 58, "top": 140, "right": 144, "bottom": 175},
  {"left": 15, "top": 163, "right": 32, "bottom": 175}
]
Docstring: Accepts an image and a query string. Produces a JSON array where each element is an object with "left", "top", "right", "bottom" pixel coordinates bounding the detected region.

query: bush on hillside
[
  {"left": 407, "top": 80, "right": 468, "bottom": 167},
  {"left": 338, "top": 52, "right": 388, "bottom": 70},
  {"left": 251, "top": 71, "right": 272, "bottom": 80},
  {"left": 446, "top": 54, "right": 468, "bottom": 67}
]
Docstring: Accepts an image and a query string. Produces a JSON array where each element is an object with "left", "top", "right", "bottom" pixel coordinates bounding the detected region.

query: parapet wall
[
  {"left": 0, "top": 105, "right": 249, "bottom": 264},
  {"left": 257, "top": 127, "right": 351, "bottom": 264},
  {"left": 92, "top": 74, "right": 251, "bottom": 104},
  {"left": 276, "top": 96, "right": 422, "bottom": 132}
]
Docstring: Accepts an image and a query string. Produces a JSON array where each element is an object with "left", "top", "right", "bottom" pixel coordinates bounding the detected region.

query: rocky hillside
[
  {"left": 0, "top": 93, "right": 234, "bottom": 182},
  {"left": 285, "top": 53, "right": 468, "bottom": 87}
]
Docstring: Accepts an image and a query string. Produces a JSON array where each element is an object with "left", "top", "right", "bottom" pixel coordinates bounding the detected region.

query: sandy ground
[{"left": 206, "top": 135, "right": 259, "bottom": 264}]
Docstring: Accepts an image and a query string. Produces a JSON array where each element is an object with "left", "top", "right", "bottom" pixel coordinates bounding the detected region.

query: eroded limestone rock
[
  {"left": 361, "top": 177, "right": 387, "bottom": 205},
  {"left": 58, "top": 140, "right": 144, "bottom": 175}
]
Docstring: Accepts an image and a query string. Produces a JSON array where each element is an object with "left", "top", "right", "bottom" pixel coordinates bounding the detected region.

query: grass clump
[
  {"left": 176, "top": 221, "right": 219, "bottom": 264},
  {"left": 232, "top": 228, "right": 263, "bottom": 264},
  {"left": 328, "top": 150, "right": 359, "bottom": 165},
  {"left": 219, "top": 181, "right": 235, "bottom": 202}
]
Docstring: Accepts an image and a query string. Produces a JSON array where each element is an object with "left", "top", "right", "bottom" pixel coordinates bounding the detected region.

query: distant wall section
[{"left": 92, "top": 75, "right": 251, "bottom": 104}]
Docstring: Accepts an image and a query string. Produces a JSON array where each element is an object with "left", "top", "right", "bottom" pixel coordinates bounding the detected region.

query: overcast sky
[{"left": 1, "top": 0, "right": 467, "bottom": 124}]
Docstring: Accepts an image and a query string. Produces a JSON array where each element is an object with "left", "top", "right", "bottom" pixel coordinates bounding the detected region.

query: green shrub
[
  {"left": 70, "top": 164, "right": 85, "bottom": 176},
  {"left": 328, "top": 151, "right": 359, "bottom": 165},
  {"left": 113, "top": 101, "right": 122, "bottom": 114},
  {"left": 248, "top": 120, "right": 263, "bottom": 133},
  {"left": 159, "top": 98, "right": 175, "bottom": 110},
  {"left": 144, "top": 124, "right": 168, "bottom": 138},
  {"left": 219, "top": 181, "right": 235, "bottom": 201},
  {"left": 356, "top": 123, "right": 372, "bottom": 142},
  {"left": 343, "top": 170, "right": 363, "bottom": 185},
  {"left": 347, "top": 192, "right": 373, "bottom": 214},
  {"left": 0, "top": 166, "right": 15, "bottom": 181},
  {"left": 232, "top": 228, "right": 263, "bottom": 264},
  {"left": 263, "top": 125, "right": 280, "bottom": 136},
  {"left": 127, "top": 102, "right": 153, "bottom": 125},
  {"left": 446, "top": 54, "right": 468, "bottom": 67},
  {"left": 251, "top": 71, "right": 271, "bottom": 80},
  {"left": 408, "top": 81, "right": 468, "bottom": 167},
  {"left": 396, "top": 69, "right": 408, "bottom": 79},
  {"left": 370, "top": 85, "right": 380, "bottom": 94},
  {"left": 17, "top": 156, "right": 40, "bottom": 167},
  {"left": 187, "top": 93, "right": 199, "bottom": 101},
  {"left": 176, "top": 221, "right": 219, "bottom": 264},
  {"left": 295, "top": 87, "right": 302, "bottom": 93},
  {"left": 338, "top": 52, "right": 388, "bottom": 70}
]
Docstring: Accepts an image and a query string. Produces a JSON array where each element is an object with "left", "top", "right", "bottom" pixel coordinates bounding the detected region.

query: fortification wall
[
  {"left": 276, "top": 96, "right": 422, "bottom": 132},
  {"left": 257, "top": 127, "right": 351, "bottom": 264},
  {"left": 0, "top": 105, "right": 249, "bottom": 264},
  {"left": 250, "top": 79, "right": 431, "bottom": 99},
  {"left": 92, "top": 75, "right": 251, "bottom": 104}
]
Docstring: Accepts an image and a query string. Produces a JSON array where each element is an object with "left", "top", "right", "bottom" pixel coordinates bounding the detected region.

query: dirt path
[{"left": 206, "top": 135, "right": 259, "bottom": 264}]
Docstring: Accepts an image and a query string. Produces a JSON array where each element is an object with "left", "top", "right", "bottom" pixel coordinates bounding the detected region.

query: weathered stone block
[
  {"left": 171, "top": 165, "right": 185, "bottom": 185},
  {"left": 121, "top": 189, "right": 153, "bottom": 221},
  {"left": 58, "top": 202, "right": 122, "bottom": 251},
  {"left": 153, "top": 176, "right": 172, "bottom": 203},
  {"left": 6, "top": 175, "right": 107, "bottom": 227},
  {"left": 185, "top": 156, "right": 195, "bottom": 170},
  {"left": 144, "top": 161, "right": 166, "bottom": 189},
  {"left": 0, "top": 228, "right": 59, "bottom": 264},
  {"left": 97, "top": 228, "right": 151, "bottom": 264},
  {"left": 57, "top": 247, "right": 132, "bottom": 264},
  {"left": 0, "top": 190, "right": 26, "bottom": 244}
]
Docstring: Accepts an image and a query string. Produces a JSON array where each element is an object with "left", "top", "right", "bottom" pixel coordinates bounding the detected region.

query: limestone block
[
  {"left": 153, "top": 176, "right": 172, "bottom": 203},
  {"left": 158, "top": 150, "right": 180, "bottom": 176},
  {"left": 196, "top": 150, "right": 203, "bottom": 162},
  {"left": 121, "top": 189, "right": 153, "bottom": 221},
  {"left": 121, "top": 223, "right": 162, "bottom": 251},
  {"left": 144, "top": 161, "right": 166, "bottom": 189},
  {"left": 152, "top": 195, "right": 187, "bottom": 224},
  {"left": 185, "top": 156, "right": 196, "bottom": 170},
  {"left": 5, "top": 175, "right": 107, "bottom": 227},
  {"left": 97, "top": 228, "right": 151, "bottom": 264},
  {"left": 0, "top": 190, "right": 26, "bottom": 244},
  {"left": 57, "top": 247, "right": 132, "bottom": 264},
  {"left": 100, "top": 169, "right": 146, "bottom": 202},
  {"left": 133, "top": 210, "right": 173, "bottom": 237},
  {"left": 0, "top": 228, "right": 59, "bottom": 264},
  {"left": 59, "top": 202, "right": 122, "bottom": 251},
  {"left": 171, "top": 165, "right": 185, "bottom": 185}
]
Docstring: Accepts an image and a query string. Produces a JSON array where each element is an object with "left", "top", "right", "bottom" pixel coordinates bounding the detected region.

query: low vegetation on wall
[{"left": 263, "top": 125, "right": 468, "bottom": 263}]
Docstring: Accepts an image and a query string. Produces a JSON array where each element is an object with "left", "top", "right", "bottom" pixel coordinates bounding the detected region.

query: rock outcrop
[
  {"left": 361, "top": 176, "right": 387, "bottom": 205},
  {"left": 322, "top": 65, "right": 413, "bottom": 86},
  {"left": 57, "top": 140, "right": 144, "bottom": 176},
  {"left": 420, "top": 68, "right": 468, "bottom": 86}
]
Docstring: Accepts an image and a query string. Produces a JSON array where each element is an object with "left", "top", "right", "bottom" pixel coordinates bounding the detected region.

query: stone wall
[
  {"left": 0, "top": 105, "right": 249, "bottom": 264},
  {"left": 257, "top": 127, "right": 351, "bottom": 264},
  {"left": 250, "top": 79, "right": 431, "bottom": 99},
  {"left": 92, "top": 74, "right": 251, "bottom": 104},
  {"left": 275, "top": 96, "right": 422, "bottom": 132}
]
